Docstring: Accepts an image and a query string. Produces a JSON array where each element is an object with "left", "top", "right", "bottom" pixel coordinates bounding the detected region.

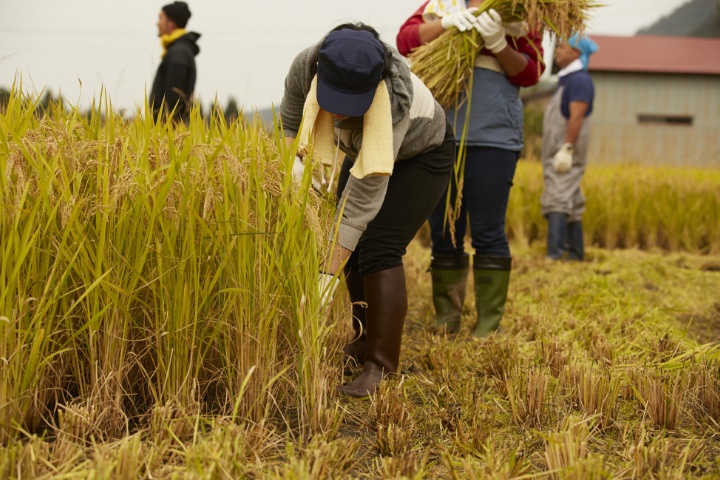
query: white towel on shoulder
[{"left": 297, "top": 75, "right": 395, "bottom": 179}]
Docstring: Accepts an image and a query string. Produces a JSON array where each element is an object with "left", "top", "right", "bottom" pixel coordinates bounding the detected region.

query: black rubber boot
[
  {"left": 339, "top": 265, "right": 408, "bottom": 398},
  {"left": 343, "top": 265, "right": 367, "bottom": 366},
  {"left": 472, "top": 255, "right": 511, "bottom": 338},
  {"left": 430, "top": 254, "right": 469, "bottom": 334}
]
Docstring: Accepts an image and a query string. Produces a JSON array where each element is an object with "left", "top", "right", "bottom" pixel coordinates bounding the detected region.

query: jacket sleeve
[
  {"left": 396, "top": 2, "right": 430, "bottom": 56},
  {"left": 335, "top": 174, "right": 390, "bottom": 251},
  {"left": 505, "top": 31, "right": 545, "bottom": 87}
]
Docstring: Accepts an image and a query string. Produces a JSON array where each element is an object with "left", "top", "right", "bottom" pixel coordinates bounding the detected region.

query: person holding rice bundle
[
  {"left": 541, "top": 34, "right": 598, "bottom": 261},
  {"left": 279, "top": 23, "right": 455, "bottom": 398},
  {"left": 396, "top": 1, "right": 544, "bottom": 337}
]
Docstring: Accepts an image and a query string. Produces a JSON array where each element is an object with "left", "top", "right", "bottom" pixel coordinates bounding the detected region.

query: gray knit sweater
[{"left": 279, "top": 41, "right": 448, "bottom": 251}]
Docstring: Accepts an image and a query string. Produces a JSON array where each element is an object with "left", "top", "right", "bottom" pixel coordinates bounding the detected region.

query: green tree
[
  {"left": 0, "top": 87, "right": 9, "bottom": 112},
  {"left": 224, "top": 97, "right": 241, "bottom": 124}
]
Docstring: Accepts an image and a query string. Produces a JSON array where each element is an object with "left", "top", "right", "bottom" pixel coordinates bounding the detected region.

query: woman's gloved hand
[
  {"left": 440, "top": 8, "right": 480, "bottom": 33},
  {"left": 318, "top": 272, "right": 340, "bottom": 310},
  {"left": 292, "top": 156, "right": 323, "bottom": 191},
  {"left": 552, "top": 144, "right": 574, "bottom": 173},
  {"left": 292, "top": 156, "right": 305, "bottom": 185},
  {"left": 476, "top": 9, "right": 508, "bottom": 53}
]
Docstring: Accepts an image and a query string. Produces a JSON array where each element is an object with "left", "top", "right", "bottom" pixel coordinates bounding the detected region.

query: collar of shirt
[{"left": 558, "top": 59, "right": 584, "bottom": 78}]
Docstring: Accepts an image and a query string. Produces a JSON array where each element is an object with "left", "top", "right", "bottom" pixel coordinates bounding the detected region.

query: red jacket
[{"left": 396, "top": 1, "right": 545, "bottom": 87}]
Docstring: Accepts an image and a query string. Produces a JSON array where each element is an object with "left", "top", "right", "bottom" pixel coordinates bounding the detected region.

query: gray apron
[{"left": 540, "top": 86, "right": 592, "bottom": 223}]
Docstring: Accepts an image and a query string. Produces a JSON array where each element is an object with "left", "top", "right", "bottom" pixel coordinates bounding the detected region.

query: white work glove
[
  {"left": 291, "top": 155, "right": 323, "bottom": 192},
  {"left": 476, "top": 9, "right": 507, "bottom": 53},
  {"left": 440, "top": 8, "right": 480, "bottom": 33},
  {"left": 504, "top": 22, "right": 527, "bottom": 39},
  {"left": 318, "top": 272, "right": 340, "bottom": 310},
  {"left": 292, "top": 155, "right": 305, "bottom": 185},
  {"left": 552, "top": 143, "right": 574, "bottom": 173}
]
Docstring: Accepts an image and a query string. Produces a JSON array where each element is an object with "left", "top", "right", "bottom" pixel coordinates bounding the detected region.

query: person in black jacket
[{"left": 150, "top": 2, "right": 200, "bottom": 123}]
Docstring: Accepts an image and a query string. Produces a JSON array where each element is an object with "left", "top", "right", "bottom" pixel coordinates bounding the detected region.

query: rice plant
[
  {"left": 543, "top": 415, "right": 604, "bottom": 480},
  {"left": 559, "top": 363, "right": 620, "bottom": 431},
  {"left": 505, "top": 364, "right": 552, "bottom": 427},
  {"left": 631, "top": 429, "right": 705, "bottom": 480},
  {"left": 0, "top": 87, "right": 337, "bottom": 445},
  {"left": 630, "top": 367, "right": 689, "bottom": 430}
]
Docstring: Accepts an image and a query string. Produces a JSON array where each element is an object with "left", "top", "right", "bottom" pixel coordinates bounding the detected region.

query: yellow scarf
[
  {"left": 297, "top": 76, "right": 394, "bottom": 179},
  {"left": 160, "top": 28, "right": 187, "bottom": 57}
]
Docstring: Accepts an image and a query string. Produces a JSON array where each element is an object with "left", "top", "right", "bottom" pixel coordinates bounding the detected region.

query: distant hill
[
  {"left": 246, "top": 106, "right": 276, "bottom": 127},
  {"left": 252, "top": 107, "right": 277, "bottom": 125},
  {"left": 637, "top": 0, "right": 720, "bottom": 37}
]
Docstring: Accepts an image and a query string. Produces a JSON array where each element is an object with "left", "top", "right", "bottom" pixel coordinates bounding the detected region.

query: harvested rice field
[{"left": 1, "top": 94, "right": 718, "bottom": 479}]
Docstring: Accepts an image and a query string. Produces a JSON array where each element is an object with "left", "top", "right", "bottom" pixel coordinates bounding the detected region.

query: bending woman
[{"left": 280, "top": 23, "right": 454, "bottom": 398}]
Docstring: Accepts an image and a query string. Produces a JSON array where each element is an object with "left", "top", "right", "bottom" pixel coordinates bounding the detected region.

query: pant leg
[
  {"left": 463, "top": 146, "right": 519, "bottom": 257},
  {"left": 568, "top": 187, "right": 586, "bottom": 224},
  {"left": 566, "top": 221, "right": 584, "bottom": 260},
  {"left": 546, "top": 212, "right": 568, "bottom": 259}
]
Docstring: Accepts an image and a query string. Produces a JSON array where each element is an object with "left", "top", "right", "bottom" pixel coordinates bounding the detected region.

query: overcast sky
[{"left": 1, "top": 0, "right": 691, "bottom": 113}]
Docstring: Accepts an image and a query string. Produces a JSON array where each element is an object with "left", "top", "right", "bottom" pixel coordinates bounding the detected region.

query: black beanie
[{"left": 162, "top": 2, "right": 191, "bottom": 28}]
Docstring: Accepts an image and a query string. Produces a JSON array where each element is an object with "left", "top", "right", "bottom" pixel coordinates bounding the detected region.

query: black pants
[
  {"left": 429, "top": 146, "right": 519, "bottom": 258},
  {"left": 337, "top": 122, "right": 455, "bottom": 276}
]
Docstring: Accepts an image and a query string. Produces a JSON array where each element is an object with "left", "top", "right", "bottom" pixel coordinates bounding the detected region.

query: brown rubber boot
[
  {"left": 430, "top": 254, "right": 469, "bottom": 334},
  {"left": 339, "top": 265, "right": 408, "bottom": 398},
  {"left": 343, "top": 265, "right": 367, "bottom": 366}
]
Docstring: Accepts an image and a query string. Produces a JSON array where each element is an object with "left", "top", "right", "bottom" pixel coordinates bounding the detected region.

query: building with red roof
[{"left": 586, "top": 35, "right": 720, "bottom": 166}]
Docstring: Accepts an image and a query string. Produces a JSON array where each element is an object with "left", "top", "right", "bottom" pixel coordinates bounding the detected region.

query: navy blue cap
[{"left": 317, "top": 29, "right": 385, "bottom": 117}]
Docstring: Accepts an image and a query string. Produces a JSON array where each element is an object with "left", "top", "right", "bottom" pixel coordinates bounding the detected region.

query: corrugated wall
[{"left": 589, "top": 72, "right": 720, "bottom": 166}]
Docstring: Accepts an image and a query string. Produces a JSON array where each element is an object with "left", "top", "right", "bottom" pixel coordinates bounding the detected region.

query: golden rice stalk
[
  {"left": 409, "top": 0, "right": 600, "bottom": 109},
  {"left": 543, "top": 415, "right": 603, "bottom": 480}
]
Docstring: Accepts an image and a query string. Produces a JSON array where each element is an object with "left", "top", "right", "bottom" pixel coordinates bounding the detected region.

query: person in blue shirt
[{"left": 541, "top": 34, "right": 598, "bottom": 261}]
